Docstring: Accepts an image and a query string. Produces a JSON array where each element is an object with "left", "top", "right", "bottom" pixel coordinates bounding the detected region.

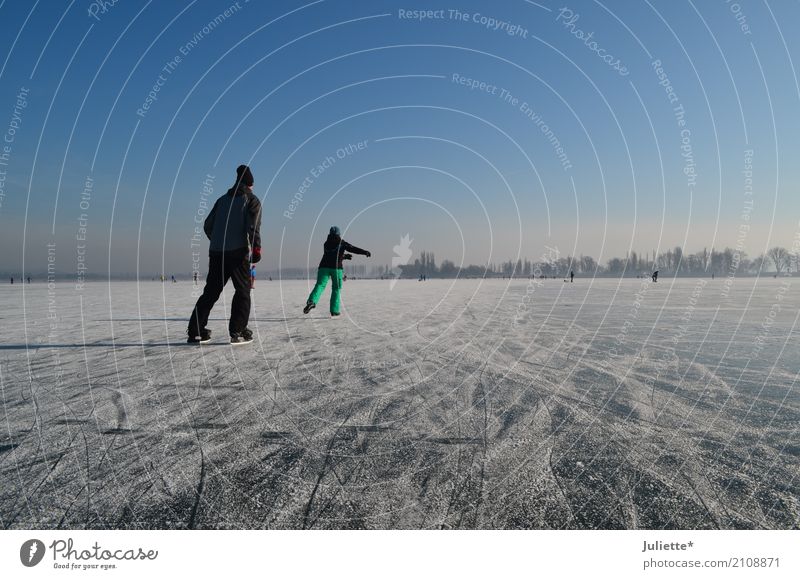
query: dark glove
[
  {"left": 343, "top": 253, "right": 353, "bottom": 260},
  {"left": 251, "top": 246, "right": 262, "bottom": 264},
  {"left": 364, "top": 251, "right": 371, "bottom": 258}
]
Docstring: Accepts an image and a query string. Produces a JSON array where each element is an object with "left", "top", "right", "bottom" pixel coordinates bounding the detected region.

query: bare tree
[{"left": 766, "top": 246, "right": 789, "bottom": 274}]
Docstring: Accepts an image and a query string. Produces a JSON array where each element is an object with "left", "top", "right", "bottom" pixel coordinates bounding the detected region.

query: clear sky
[{"left": 0, "top": 0, "right": 798, "bottom": 276}]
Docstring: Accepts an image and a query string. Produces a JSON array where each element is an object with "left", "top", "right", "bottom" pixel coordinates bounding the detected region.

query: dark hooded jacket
[
  {"left": 318, "top": 234, "right": 368, "bottom": 269},
  {"left": 204, "top": 184, "right": 262, "bottom": 254}
]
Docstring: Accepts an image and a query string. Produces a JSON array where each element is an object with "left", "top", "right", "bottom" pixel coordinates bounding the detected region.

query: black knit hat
[{"left": 236, "top": 164, "right": 254, "bottom": 187}]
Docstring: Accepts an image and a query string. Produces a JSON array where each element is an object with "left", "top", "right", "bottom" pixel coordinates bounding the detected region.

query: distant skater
[
  {"left": 193, "top": 271, "right": 199, "bottom": 285},
  {"left": 652, "top": 270, "right": 659, "bottom": 283},
  {"left": 570, "top": 270, "right": 574, "bottom": 283},
  {"left": 188, "top": 165, "right": 262, "bottom": 344},
  {"left": 9, "top": 277, "right": 13, "bottom": 284},
  {"left": 304, "top": 226, "right": 370, "bottom": 317},
  {"left": 250, "top": 264, "right": 256, "bottom": 289}
]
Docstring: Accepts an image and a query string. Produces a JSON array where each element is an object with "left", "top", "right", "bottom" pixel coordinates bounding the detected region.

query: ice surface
[{"left": 0, "top": 278, "right": 798, "bottom": 529}]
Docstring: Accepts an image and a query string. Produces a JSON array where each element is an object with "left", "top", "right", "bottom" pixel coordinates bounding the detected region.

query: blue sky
[{"left": 0, "top": 0, "right": 798, "bottom": 275}]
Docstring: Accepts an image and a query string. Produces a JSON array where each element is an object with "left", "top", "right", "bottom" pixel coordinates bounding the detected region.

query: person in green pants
[{"left": 304, "top": 226, "right": 370, "bottom": 316}]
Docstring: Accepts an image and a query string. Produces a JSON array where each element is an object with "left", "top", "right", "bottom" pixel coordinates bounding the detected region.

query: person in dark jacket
[
  {"left": 188, "top": 165, "right": 262, "bottom": 344},
  {"left": 303, "top": 226, "right": 370, "bottom": 317}
]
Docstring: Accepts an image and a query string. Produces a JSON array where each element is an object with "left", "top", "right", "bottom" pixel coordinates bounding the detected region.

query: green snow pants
[{"left": 307, "top": 267, "right": 343, "bottom": 314}]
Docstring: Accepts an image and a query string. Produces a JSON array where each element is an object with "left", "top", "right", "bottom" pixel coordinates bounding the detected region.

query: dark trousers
[{"left": 188, "top": 249, "right": 251, "bottom": 335}]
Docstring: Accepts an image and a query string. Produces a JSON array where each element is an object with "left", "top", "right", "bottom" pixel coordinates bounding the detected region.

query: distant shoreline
[{"left": 2, "top": 273, "right": 797, "bottom": 283}]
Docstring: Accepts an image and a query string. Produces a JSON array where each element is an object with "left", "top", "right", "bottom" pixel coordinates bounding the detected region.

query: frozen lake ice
[{"left": 1, "top": 277, "right": 798, "bottom": 529}]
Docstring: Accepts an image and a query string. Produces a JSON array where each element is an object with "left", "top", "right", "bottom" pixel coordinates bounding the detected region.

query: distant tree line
[{"left": 368, "top": 246, "right": 798, "bottom": 279}]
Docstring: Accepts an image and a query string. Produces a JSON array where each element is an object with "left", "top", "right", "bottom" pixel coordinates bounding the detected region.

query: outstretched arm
[{"left": 342, "top": 241, "right": 370, "bottom": 257}]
